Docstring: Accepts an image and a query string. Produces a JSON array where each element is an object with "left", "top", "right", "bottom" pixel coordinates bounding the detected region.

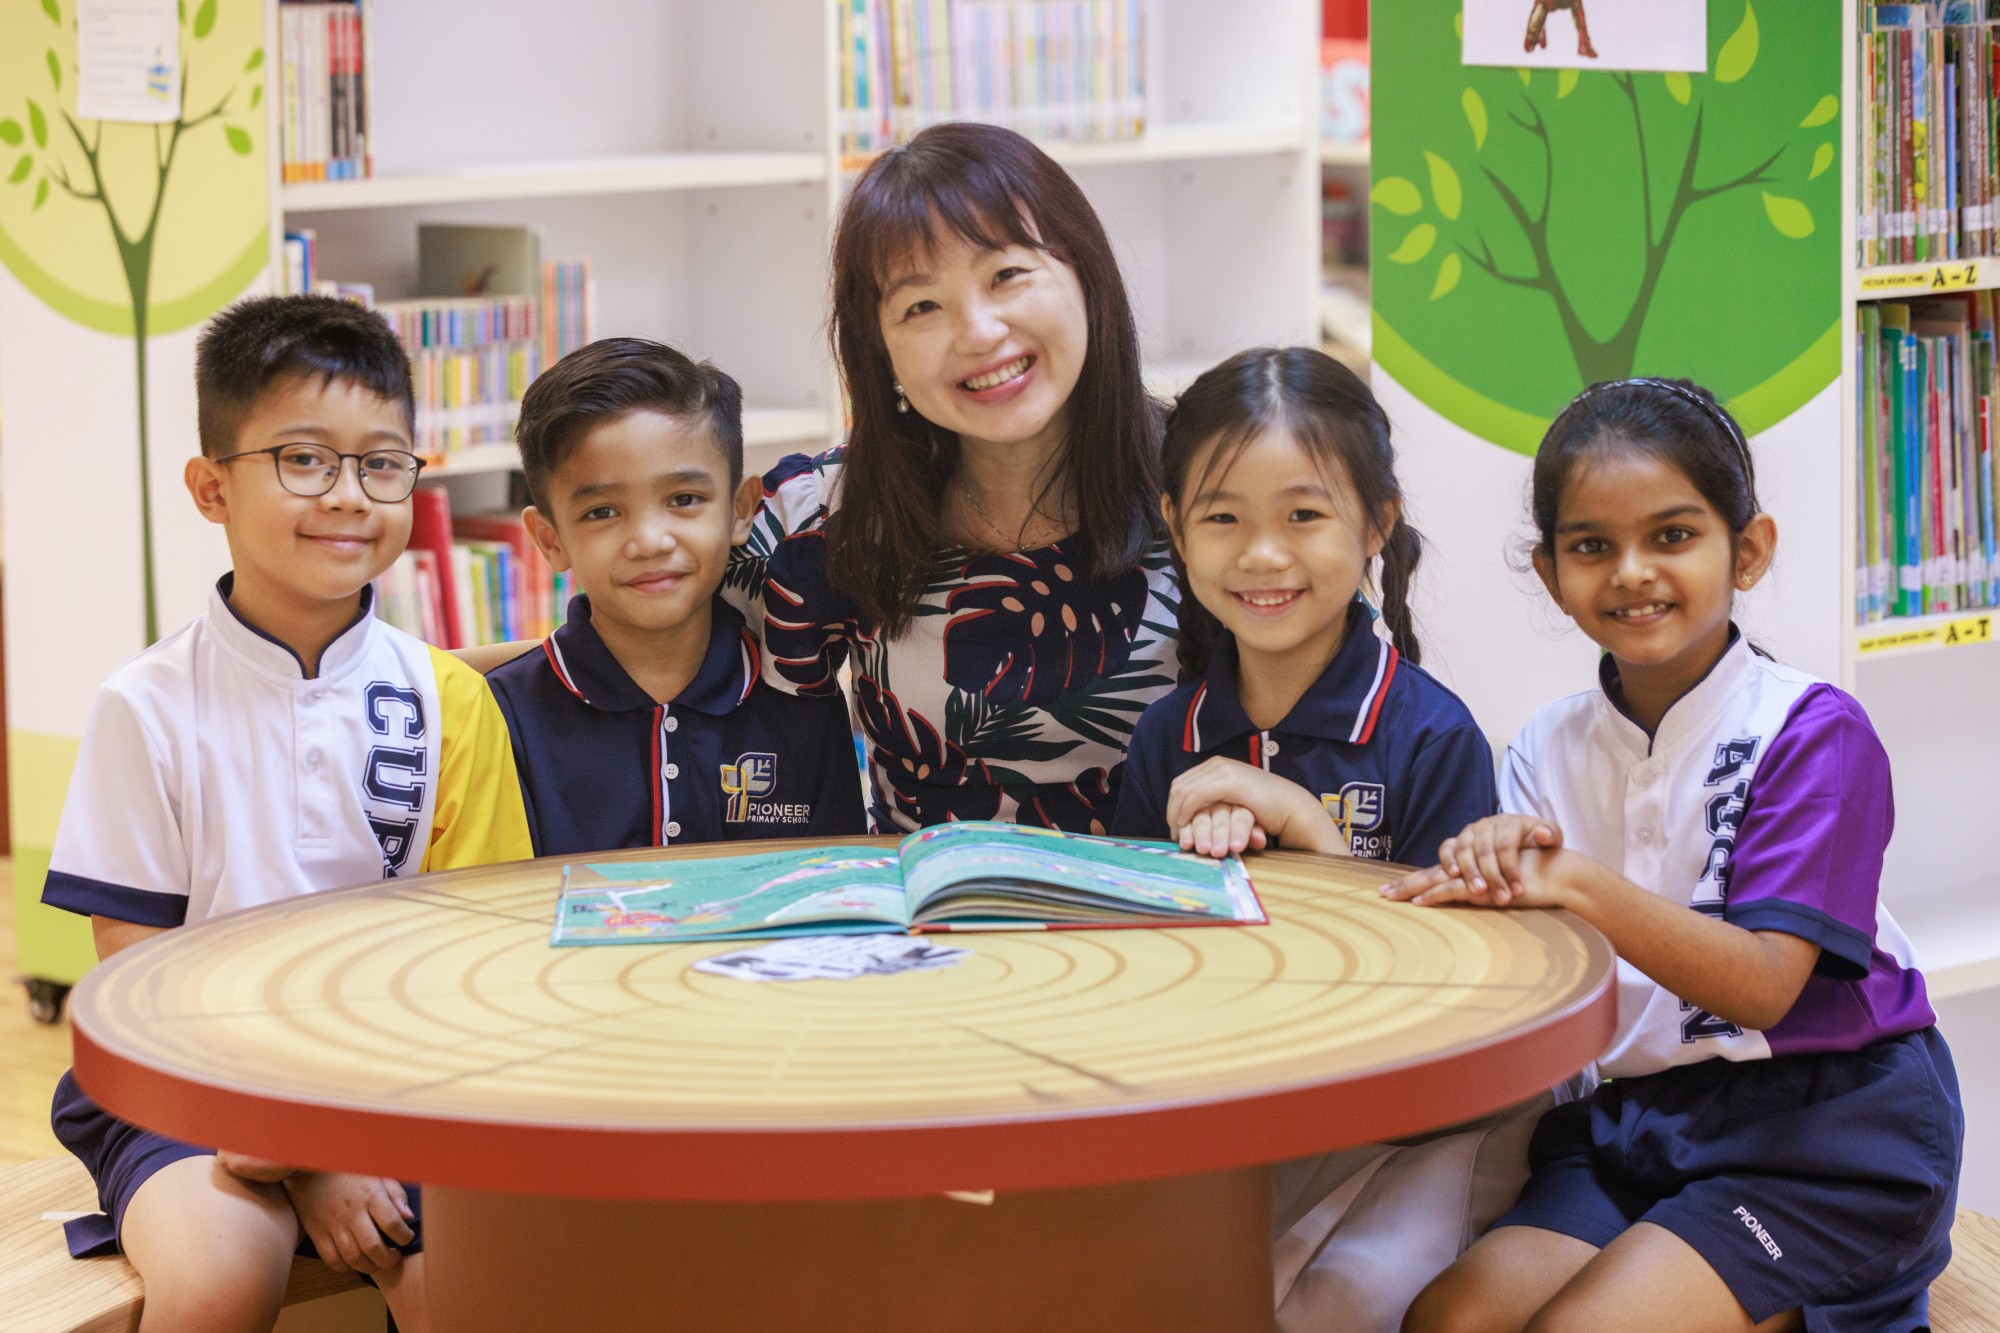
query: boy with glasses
[{"left": 42, "top": 294, "right": 531, "bottom": 1333}]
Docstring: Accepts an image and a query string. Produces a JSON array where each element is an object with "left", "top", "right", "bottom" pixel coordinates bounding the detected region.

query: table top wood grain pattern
[{"left": 70, "top": 840, "right": 1615, "bottom": 1201}]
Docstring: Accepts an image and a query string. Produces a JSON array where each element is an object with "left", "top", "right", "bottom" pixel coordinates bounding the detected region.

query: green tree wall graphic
[
  {"left": 1372, "top": 1, "right": 1841, "bottom": 454},
  {"left": 0, "top": 0, "right": 267, "bottom": 642}
]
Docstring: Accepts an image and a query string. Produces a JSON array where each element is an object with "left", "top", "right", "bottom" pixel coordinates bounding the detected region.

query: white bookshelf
[
  {"left": 1837, "top": 0, "right": 2000, "bottom": 994},
  {"left": 280, "top": 151, "right": 830, "bottom": 212},
  {"left": 1318, "top": 133, "right": 1369, "bottom": 363},
  {"left": 269, "top": 0, "right": 1321, "bottom": 479}
]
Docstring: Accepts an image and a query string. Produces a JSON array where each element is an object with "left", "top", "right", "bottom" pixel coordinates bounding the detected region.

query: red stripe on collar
[
  {"left": 1182, "top": 682, "right": 1208, "bottom": 752},
  {"left": 543, "top": 638, "right": 587, "bottom": 704},
  {"left": 1354, "top": 645, "right": 1400, "bottom": 746}
]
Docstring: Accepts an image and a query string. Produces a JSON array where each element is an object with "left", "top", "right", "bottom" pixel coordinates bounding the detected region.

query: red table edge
[{"left": 71, "top": 918, "right": 1617, "bottom": 1202}]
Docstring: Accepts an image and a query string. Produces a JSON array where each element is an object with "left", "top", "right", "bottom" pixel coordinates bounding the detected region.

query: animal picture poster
[{"left": 1462, "top": 0, "right": 1707, "bottom": 74}]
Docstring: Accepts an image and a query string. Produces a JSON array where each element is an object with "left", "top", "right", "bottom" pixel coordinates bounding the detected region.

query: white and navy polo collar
[
  {"left": 1181, "top": 597, "right": 1400, "bottom": 752},
  {"left": 1595, "top": 623, "right": 1755, "bottom": 756},
  {"left": 541, "top": 593, "right": 760, "bottom": 716},
  {"left": 209, "top": 573, "right": 378, "bottom": 682}
]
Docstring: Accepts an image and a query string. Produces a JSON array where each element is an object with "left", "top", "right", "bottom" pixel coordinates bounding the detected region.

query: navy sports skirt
[
  {"left": 51, "top": 1069, "right": 423, "bottom": 1261},
  {"left": 1497, "top": 1026, "right": 1961, "bottom": 1332}
]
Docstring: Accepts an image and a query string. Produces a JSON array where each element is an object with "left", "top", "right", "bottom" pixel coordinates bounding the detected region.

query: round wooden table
[{"left": 70, "top": 840, "right": 1615, "bottom": 1332}]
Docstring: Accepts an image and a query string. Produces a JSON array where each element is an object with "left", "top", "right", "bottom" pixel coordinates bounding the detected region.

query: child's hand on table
[
  {"left": 1383, "top": 814, "right": 1566, "bottom": 907},
  {"left": 284, "top": 1172, "right": 416, "bottom": 1274},
  {"left": 1164, "top": 757, "right": 1348, "bottom": 858}
]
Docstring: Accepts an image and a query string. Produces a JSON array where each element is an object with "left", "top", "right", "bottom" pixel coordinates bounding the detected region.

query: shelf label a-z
[
  {"left": 1859, "top": 261, "right": 1987, "bottom": 296},
  {"left": 1856, "top": 613, "right": 1996, "bottom": 655}
]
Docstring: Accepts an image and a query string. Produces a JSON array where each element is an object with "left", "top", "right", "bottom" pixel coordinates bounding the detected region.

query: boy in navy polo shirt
[{"left": 489, "top": 337, "right": 865, "bottom": 854}]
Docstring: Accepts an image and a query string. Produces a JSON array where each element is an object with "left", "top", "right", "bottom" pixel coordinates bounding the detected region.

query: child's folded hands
[
  {"left": 284, "top": 1171, "right": 417, "bottom": 1274},
  {"left": 1384, "top": 813, "right": 1565, "bottom": 907},
  {"left": 1164, "top": 757, "right": 1348, "bottom": 858}
]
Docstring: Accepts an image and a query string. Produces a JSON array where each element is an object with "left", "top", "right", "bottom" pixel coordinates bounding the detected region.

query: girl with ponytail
[
  {"left": 1112, "top": 346, "right": 1529, "bottom": 1333},
  {"left": 1111, "top": 346, "right": 1496, "bottom": 871}
]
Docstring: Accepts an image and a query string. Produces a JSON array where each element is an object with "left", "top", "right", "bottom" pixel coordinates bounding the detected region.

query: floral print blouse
[{"left": 723, "top": 450, "right": 1181, "bottom": 834}]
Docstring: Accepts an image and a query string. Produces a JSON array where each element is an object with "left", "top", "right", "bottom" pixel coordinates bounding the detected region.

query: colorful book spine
[
  {"left": 376, "top": 295, "right": 541, "bottom": 459},
  {"left": 839, "top": 0, "right": 1145, "bottom": 157},
  {"left": 1859, "top": 4, "right": 2000, "bottom": 267},
  {"left": 278, "top": 1, "right": 370, "bottom": 185},
  {"left": 377, "top": 513, "right": 577, "bottom": 649},
  {"left": 1857, "top": 294, "right": 2000, "bottom": 623}
]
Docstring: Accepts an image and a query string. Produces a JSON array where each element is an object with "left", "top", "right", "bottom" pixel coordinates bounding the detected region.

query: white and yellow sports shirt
[{"left": 43, "top": 576, "right": 532, "bottom": 929}]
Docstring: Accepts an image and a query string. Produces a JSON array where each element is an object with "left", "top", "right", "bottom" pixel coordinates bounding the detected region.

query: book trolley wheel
[{"left": 23, "top": 977, "right": 68, "bottom": 1026}]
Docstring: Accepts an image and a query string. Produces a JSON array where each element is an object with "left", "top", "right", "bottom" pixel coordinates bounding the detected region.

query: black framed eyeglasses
[{"left": 215, "top": 443, "right": 426, "bottom": 503}]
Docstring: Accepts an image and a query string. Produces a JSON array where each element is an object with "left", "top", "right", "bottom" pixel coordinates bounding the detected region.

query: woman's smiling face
[{"left": 875, "top": 223, "right": 1089, "bottom": 456}]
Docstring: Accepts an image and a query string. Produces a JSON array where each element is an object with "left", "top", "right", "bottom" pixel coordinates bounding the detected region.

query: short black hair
[
  {"left": 514, "top": 337, "right": 744, "bottom": 513},
  {"left": 1532, "top": 377, "right": 1760, "bottom": 559},
  {"left": 194, "top": 294, "right": 414, "bottom": 457}
]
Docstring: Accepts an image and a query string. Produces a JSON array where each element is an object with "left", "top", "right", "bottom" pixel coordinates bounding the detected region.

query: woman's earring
[
  {"left": 1739, "top": 572, "right": 1754, "bottom": 589},
  {"left": 894, "top": 383, "right": 910, "bottom": 414}
]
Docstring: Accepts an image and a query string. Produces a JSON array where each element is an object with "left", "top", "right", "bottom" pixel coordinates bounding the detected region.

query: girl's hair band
[{"left": 1567, "top": 377, "right": 1754, "bottom": 480}]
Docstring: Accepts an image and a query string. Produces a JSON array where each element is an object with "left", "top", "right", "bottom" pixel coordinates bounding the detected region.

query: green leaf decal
[
  {"left": 1716, "top": 1, "right": 1759, "bottom": 84},
  {"left": 1426, "top": 152, "right": 1463, "bottom": 221},
  {"left": 1462, "top": 88, "right": 1488, "bottom": 150},
  {"left": 1454, "top": 11, "right": 1463, "bottom": 39},
  {"left": 1810, "top": 143, "right": 1834, "bottom": 180},
  {"left": 1372, "top": 177, "right": 1424, "bottom": 216},
  {"left": 192, "top": 0, "right": 216, "bottom": 39},
  {"left": 33, "top": 177, "right": 48, "bottom": 210},
  {"left": 1664, "top": 72, "right": 1691, "bottom": 104},
  {"left": 1432, "top": 252, "right": 1462, "bottom": 300},
  {"left": 40, "top": 0, "right": 59, "bottom": 24},
  {"left": 1762, "top": 191, "right": 1814, "bottom": 239},
  {"left": 0, "top": 121, "right": 21, "bottom": 148},
  {"left": 1389, "top": 224, "right": 1438, "bottom": 265},
  {"left": 1800, "top": 94, "right": 1838, "bottom": 128},
  {"left": 26, "top": 101, "right": 46, "bottom": 149},
  {"left": 245, "top": 47, "right": 264, "bottom": 71},
  {"left": 9, "top": 156, "right": 34, "bottom": 185},
  {"left": 1517, "top": 68, "right": 1531, "bottom": 88},
  {"left": 250, "top": 84, "right": 263, "bottom": 109},
  {"left": 1557, "top": 69, "right": 1579, "bottom": 99},
  {"left": 46, "top": 50, "right": 61, "bottom": 93},
  {"left": 224, "top": 125, "right": 252, "bottom": 156}
]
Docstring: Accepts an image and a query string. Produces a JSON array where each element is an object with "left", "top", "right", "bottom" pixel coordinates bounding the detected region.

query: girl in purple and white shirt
[{"left": 1392, "top": 379, "right": 1961, "bottom": 1333}]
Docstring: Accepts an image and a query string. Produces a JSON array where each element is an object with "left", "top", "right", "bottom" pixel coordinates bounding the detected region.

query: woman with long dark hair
[{"left": 728, "top": 122, "right": 1175, "bottom": 833}]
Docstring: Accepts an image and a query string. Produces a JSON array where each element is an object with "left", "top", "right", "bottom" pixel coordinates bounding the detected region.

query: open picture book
[{"left": 551, "top": 822, "right": 1266, "bottom": 946}]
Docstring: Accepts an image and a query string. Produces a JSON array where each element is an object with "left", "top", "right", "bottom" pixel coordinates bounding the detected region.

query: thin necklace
[{"left": 958, "top": 477, "right": 1062, "bottom": 551}]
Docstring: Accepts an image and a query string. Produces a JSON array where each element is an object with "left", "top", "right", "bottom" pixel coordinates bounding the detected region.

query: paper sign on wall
[
  {"left": 76, "top": 0, "right": 182, "bottom": 123},
  {"left": 1462, "top": 0, "right": 1707, "bottom": 74}
]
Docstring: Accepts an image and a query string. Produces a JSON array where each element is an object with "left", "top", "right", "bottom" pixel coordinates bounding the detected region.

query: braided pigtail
[{"left": 1376, "top": 517, "right": 1424, "bottom": 665}]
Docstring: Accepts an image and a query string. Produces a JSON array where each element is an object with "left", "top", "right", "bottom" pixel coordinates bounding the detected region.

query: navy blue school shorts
[
  {"left": 51, "top": 1069, "right": 424, "bottom": 1262},
  {"left": 1494, "top": 1026, "right": 1961, "bottom": 1332}
]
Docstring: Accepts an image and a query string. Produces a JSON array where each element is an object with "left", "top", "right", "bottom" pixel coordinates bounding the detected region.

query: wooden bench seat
[
  {"left": 1937, "top": 1208, "right": 2000, "bottom": 1333},
  {"left": 0, "top": 1154, "right": 367, "bottom": 1333}
]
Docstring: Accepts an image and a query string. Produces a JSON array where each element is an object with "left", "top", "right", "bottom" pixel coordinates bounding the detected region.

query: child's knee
[
  {"left": 1401, "top": 1268, "right": 1494, "bottom": 1333},
  {"left": 122, "top": 1157, "right": 299, "bottom": 1329},
  {"left": 135, "top": 1262, "right": 291, "bottom": 1333}
]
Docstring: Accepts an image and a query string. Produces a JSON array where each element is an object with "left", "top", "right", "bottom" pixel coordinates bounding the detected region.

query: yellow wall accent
[
  {"left": 9, "top": 730, "right": 93, "bottom": 984},
  {"left": 10, "top": 728, "right": 79, "bottom": 847}
]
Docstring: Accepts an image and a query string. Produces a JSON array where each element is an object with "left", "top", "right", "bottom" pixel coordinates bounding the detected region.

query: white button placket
[
  {"left": 658, "top": 707, "right": 678, "bottom": 843},
  {"left": 296, "top": 680, "right": 334, "bottom": 851},
  {"left": 1624, "top": 758, "right": 1664, "bottom": 889}
]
